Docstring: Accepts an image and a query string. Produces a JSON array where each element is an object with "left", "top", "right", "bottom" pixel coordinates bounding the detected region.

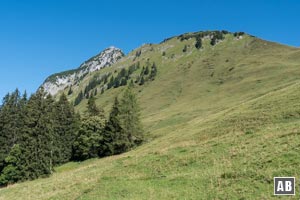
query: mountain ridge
[
  {"left": 41, "top": 30, "right": 248, "bottom": 97},
  {"left": 41, "top": 46, "right": 124, "bottom": 96}
]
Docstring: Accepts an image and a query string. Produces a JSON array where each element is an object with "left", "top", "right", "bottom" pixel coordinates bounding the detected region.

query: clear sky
[{"left": 0, "top": 0, "right": 299, "bottom": 99}]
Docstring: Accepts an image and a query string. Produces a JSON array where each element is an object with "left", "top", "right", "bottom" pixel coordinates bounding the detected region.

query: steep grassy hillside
[{"left": 1, "top": 31, "right": 300, "bottom": 199}]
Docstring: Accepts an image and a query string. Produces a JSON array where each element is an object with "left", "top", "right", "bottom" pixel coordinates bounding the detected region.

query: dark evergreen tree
[
  {"left": 87, "top": 97, "right": 104, "bottom": 117},
  {"left": 74, "top": 91, "right": 84, "bottom": 106},
  {"left": 120, "top": 78, "right": 127, "bottom": 86},
  {"left": 139, "top": 76, "right": 145, "bottom": 85},
  {"left": 107, "top": 76, "right": 114, "bottom": 89},
  {"left": 0, "top": 89, "right": 26, "bottom": 174},
  {"left": 67, "top": 87, "right": 73, "bottom": 95},
  {"left": 149, "top": 63, "right": 158, "bottom": 80},
  {"left": 119, "top": 86, "right": 144, "bottom": 146},
  {"left": 140, "top": 67, "right": 145, "bottom": 76},
  {"left": 120, "top": 68, "right": 127, "bottom": 78},
  {"left": 0, "top": 144, "right": 24, "bottom": 185},
  {"left": 135, "top": 50, "right": 141, "bottom": 57},
  {"left": 101, "top": 97, "right": 128, "bottom": 156},
  {"left": 210, "top": 37, "right": 216, "bottom": 46},
  {"left": 103, "top": 75, "right": 108, "bottom": 84},
  {"left": 128, "top": 64, "right": 136, "bottom": 75},
  {"left": 19, "top": 89, "right": 55, "bottom": 180},
  {"left": 182, "top": 45, "right": 187, "bottom": 52},
  {"left": 195, "top": 35, "right": 202, "bottom": 49},
  {"left": 144, "top": 66, "right": 150, "bottom": 75},
  {"left": 114, "top": 79, "right": 120, "bottom": 88},
  {"left": 84, "top": 86, "right": 88, "bottom": 96},
  {"left": 52, "top": 93, "right": 79, "bottom": 165}
]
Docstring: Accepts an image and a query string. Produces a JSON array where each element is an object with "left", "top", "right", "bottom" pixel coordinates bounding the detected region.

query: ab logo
[{"left": 274, "top": 177, "right": 295, "bottom": 195}]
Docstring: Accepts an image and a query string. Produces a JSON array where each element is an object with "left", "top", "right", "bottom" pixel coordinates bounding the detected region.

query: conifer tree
[
  {"left": 74, "top": 90, "right": 84, "bottom": 106},
  {"left": 53, "top": 93, "right": 79, "bottom": 164},
  {"left": 120, "top": 78, "right": 127, "bottom": 86},
  {"left": 195, "top": 35, "right": 202, "bottom": 49},
  {"left": 107, "top": 76, "right": 115, "bottom": 89},
  {"left": 149, "top": 63, "right": 158, "bottom": 80},
  {"left": 119, "top": 86, "right": 143, "bottom": 146},
  {"left": 140, "top": 66, "right": 145, "bottom": 76},
  {"left": 87, "top": 97, "right": 104, "bottom": 117},
  {"left": 0, "top": 89, "right": 26, "bottom": 174},
  {"left": 101, "top": 97, "right": 128, "bottom": 156},
  {"left": 144, "top": 66, "right": 150, "bottom": 75},
  {"left": 139, "top": 76, "right": 145, "bottom": 85},
  {"left": 67, "top": 87, "right": 73, "bottom": 95},
  {"left": 120, "top": 68, "right": 127, "bottom": 78},
  {"left": 19, "top": 89, "right": 55, "bottom": 180},
  {"left": 210, "top": 36, "right": 217, "bottom": 46},
  {"left": 182, "top": 45, "right": 188, "bottom": 52},
  {"left": 0, "top": 144, "right": 24, "bottom": 185},
  {"left": 114, "top": 79, "right": 120, "bottom": 88}
]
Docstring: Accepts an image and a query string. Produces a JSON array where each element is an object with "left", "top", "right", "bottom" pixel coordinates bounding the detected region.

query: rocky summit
[{"left": 41, "top": 46, "right": 124, "bottom": 96}]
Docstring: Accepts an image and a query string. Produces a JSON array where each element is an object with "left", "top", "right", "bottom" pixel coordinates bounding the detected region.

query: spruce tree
[
  {"left": 182, "top": 45, "right": 187, "bottom": 52},
  {"left": 87, "top": 97, "right": 104, "bottom": 117},
  {"left": 0, "top": 144, "right": 24, "bottom": 185},
  {"left": 67, "top": 87, "right": 73, "bottom": 95},
  {"left": 120, "top": 78, "right": 127, "bottom": 86},
  {"left": 195, "top": 35, "right": 202, "bottom": 49},
  {"left": 53, "top": 93, "right": 79, "bottom": 164},
  {"left": 107, "top": 76, "right": 114, "bottom": 89},
  {"left": 114, "top": 79, "right": 120, "bottom": 88},
  {"left": 101, "top": 97, "right": 128, "bottom": 156},
  {"left": 74, "top": 90, "right": 84, "bottom": 106},
  {"left": 144, "top": 66, "right": 150, "bottom": 75},
  {"left": 119, "top": 86, "right": 144, "bottom": 146},
  {"left": 0, "top": 89, "right": 26, "bottom": 175},
  {"left": 149, "top": 63, "right": 157, "bottom": 80},
  {"left": 120, "top": 68, "right": 127, "bottom": 78},
  {"left": 19, "top": 89, "right": 55, "bottom": 180},
  {"left": 139, "top": 76, "right": 145, "bottom": 85}
]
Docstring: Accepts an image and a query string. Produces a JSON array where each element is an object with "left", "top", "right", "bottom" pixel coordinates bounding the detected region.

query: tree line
[
  {"left": 74, "top": 62, "right": 158, "bottom": 106},
  {"left": 0, "top": 85, "right": 143, "bottom": 186}
]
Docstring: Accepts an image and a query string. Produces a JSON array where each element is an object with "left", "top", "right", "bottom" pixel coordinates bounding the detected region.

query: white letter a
[{"left": 277, "top": 181, "right": 284, "bottom": 191}]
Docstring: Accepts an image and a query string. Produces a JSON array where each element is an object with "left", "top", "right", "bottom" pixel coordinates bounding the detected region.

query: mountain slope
[{"left": 1, "top": 30, "right": 300, "bottom": 199}]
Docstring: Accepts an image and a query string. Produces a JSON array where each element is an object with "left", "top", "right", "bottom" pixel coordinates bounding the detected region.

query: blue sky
[{"left": 0, "top": 0, "right": 299, "bottom": 99}]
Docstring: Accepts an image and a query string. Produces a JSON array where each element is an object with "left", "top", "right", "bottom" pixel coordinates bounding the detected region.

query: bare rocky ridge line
[{"left": 41, "top": 46, "right": 124, "bottom": 96}]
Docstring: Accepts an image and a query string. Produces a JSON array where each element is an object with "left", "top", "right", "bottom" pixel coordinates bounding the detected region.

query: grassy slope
[{"left": 1, "top": 33, "right": 300, "bottom": 199}]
